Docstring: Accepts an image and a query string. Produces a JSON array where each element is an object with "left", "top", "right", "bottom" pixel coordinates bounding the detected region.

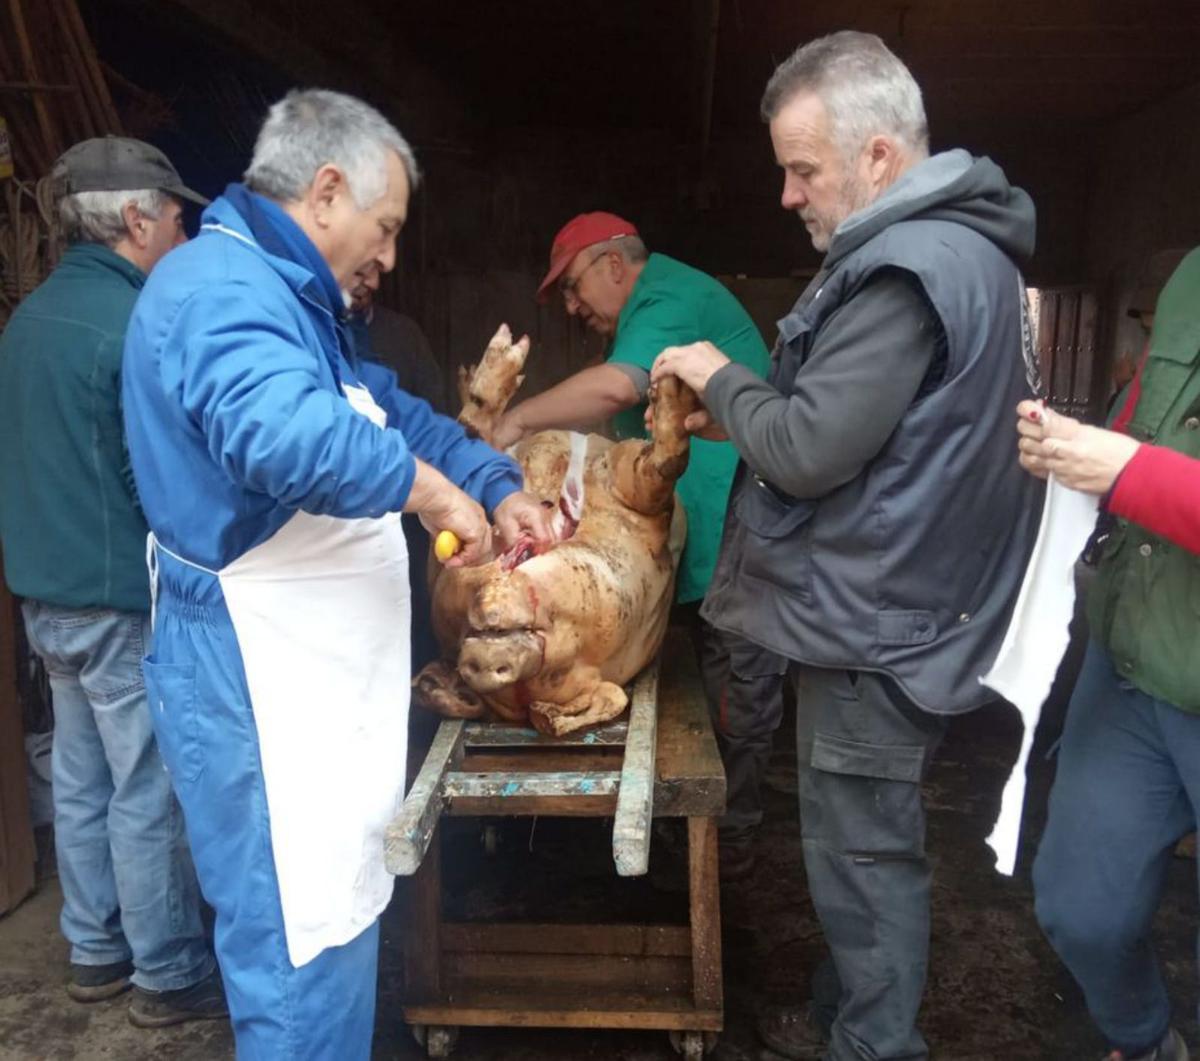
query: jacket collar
[
  {"left": 198, "top": 195, "right": 337, "bottom": 318},
  {"left": 61, "top": 242, "right": 146, "bottom": 289}
]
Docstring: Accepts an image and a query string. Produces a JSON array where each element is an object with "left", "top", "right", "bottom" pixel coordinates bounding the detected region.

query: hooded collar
[{"left": 825, "top": 149, "right": 1036, "bottom": 268}]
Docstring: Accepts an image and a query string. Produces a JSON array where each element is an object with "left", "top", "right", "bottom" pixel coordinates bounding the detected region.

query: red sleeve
[{"left": 1108, "top": 444, "right": 1200, "bottom": 556}]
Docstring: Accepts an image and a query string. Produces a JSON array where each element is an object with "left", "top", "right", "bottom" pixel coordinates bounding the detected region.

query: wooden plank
[
  {"left": 445, "top": 951, "right": 690, "bottom": 995},
  {"left": 404, "top": 999, "right": 722, "bottom": 1032},
  {"left": 0, "top": 581, "right": 35, "bottom": 914},
  {"left": 653, "top": 628, "right": 726, "bottom": 817},
  {"left": 58, "top": 0, "right": 122, "bottom": 133},
  {"left": 461, "top": 750, "right": 623, "bottom": 775},
  {"left": 7, "top": 0, "right": 60, "bottom": 159},
  {"left": 688, "top": 817, "right": 723, "bottom": 1011},
  {"left": 463, "top": 719, "right": 628, "bottom": 747},
  {"left": 441, "top": 922, "right": 691, "bottom": 958},
  {"left": 384, "top": 719, "right": 464, "bottom": 876},
  {"left": 404, "top": 823, "right": 442, "bottom": 1003},
  {"left": 445, "top": 770, "right": 620, "bottom": 801},
  {"left": 447, "top": 794, "right": 617, "bottom": 817},
  {"left": 613, "top": 662, "right": 658, "bottom": 876}
]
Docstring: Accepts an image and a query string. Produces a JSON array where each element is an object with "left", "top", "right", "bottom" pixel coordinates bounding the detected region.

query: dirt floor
[{"left": 1, "top": 694, "right": 1196, "bottom": 1061}]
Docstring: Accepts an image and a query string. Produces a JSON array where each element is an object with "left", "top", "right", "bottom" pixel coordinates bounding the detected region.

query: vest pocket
[{"left": 735, "top": 478, "right": 815, "bottom": 599}]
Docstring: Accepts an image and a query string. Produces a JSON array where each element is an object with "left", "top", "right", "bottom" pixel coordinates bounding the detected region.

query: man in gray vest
[{"left": 652, "top": 31, "right": 1042, "bottom": 1061}]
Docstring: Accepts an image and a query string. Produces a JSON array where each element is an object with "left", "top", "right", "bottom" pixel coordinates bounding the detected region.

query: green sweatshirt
[{"left": 0, "top": 242, "right": 151, "bottom": 611}]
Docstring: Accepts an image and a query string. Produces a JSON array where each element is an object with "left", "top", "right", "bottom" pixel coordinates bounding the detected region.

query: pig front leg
[{"left": 609, "top": 375, "right": 701, "bottom": 516}]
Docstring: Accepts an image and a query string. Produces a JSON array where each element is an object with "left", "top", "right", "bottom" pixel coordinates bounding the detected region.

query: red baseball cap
[{"left": 536, "top": 211, "right": 640, "bottom": 303}]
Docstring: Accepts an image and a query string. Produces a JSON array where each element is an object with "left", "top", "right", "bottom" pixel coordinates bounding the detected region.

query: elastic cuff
[{"left": 480, "top": 473, "right": 523, "bottom": 518}]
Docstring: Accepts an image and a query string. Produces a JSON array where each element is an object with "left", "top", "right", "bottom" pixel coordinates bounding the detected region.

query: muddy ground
[{"left": 1, "top": 693, "right": 1196, "bottom": 1061}]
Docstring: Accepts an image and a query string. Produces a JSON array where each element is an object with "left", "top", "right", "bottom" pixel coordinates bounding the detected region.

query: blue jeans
[
  {"left": 1034, "top": 640, "right": 1199, "bottom": 1057},
  {"left": 21, "top": 601, "right": 213, "bottom": 992}
]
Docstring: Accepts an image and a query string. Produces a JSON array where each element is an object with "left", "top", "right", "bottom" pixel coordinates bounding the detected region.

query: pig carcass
[{"left": 413, "top": 325, "right": 696, "bottom": 736}]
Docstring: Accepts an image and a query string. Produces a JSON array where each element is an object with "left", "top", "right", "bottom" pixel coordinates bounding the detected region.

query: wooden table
[{"left": 384, "top": 628, "right": 726, "bottom": 1059}]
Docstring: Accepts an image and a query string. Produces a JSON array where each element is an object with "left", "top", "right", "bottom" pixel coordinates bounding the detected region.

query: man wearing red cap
[{"left": 495, "top": 211, "right": 783, "bottom": 882}]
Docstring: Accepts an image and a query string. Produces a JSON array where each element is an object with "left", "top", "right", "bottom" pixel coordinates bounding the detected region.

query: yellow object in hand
[{"left": 434, "top": 530, "right": 461, "bottom": 562}]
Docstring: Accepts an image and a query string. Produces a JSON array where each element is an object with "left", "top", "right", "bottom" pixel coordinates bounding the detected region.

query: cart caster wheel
[
  {"left": 668, "top": 1030, "right": 717, "bottom": 1058},
  {"left": 426, "top": 1025, "right": 459, "bottom": 1058},
  {"left": 409, "top": 1025, "right": 458, "bottom": 1057},
  {"left": 482, "top": 824, "right": 498, "bottom": 857}
]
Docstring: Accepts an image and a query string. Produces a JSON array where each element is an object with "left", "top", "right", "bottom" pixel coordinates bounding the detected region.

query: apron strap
[{"left": 146, "top": 532, "right": 159, "bottom": 633}]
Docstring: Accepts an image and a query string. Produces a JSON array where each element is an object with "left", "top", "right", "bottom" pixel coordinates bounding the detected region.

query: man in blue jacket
[
  {"left": 0, "top": 138, "right": 223, "bottom": 1024},
  {"left": 122, "top": 89, "right": 550, "bottom": 1059}
]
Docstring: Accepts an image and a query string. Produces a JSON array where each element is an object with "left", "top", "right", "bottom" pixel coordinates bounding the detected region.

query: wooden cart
[{"left": 384, "top": 629, "right": 725, "bottom": 1059}]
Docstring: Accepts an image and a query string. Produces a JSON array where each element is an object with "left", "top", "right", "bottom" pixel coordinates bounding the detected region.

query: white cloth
[
  {"left": 218, "top": 381, "right": 411, "bottom": 965},
  {"left": 980, "top": 477, "right": 1099, "bottom": 875}
]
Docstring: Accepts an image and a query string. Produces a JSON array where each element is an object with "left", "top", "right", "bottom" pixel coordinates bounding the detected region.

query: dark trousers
[
  {"left": 1034, "top": 640, "right": 1199, "bottom": 1057},
  {"left": 679, "top": 604, "right": 787, "bottom": 843},
  {"left": 794, "top": 665, "right": 946, "bottom": 1061}
]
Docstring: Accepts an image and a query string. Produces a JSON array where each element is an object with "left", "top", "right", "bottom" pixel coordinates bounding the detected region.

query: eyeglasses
[{"left": 558, "top": 251, "right": 610, "bottom": 303}]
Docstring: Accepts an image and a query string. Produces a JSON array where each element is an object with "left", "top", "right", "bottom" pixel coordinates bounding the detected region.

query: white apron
[{"left": 155, "top": 381, "right": 411, "bottom": 967}]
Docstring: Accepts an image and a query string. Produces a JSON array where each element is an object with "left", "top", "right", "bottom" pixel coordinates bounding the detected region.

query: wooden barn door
[{"left": 1028, "top": 287, "right": 1102, "bottom": 421}]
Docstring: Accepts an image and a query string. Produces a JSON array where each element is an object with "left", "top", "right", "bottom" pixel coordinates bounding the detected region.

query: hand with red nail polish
[{"left": 1015, "top": 399, "right": 1139, "bottom": 492}]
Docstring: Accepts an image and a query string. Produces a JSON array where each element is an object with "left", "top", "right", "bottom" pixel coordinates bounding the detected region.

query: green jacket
[
  {"left": 0, "top": 243, "right": 150, "bottom": 612},
  {"left": 1088, "top": 247, "right": 1200, "bottom": 711}
]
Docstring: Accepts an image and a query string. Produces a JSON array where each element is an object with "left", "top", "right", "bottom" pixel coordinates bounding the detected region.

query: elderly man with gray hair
[
  {"left": 121, "top": 90, "right": 550, "bottom": 1058},
  {"left": 652, "top": 31, "right": 1043, "bottom": 1059},
  {"left": 0, "top": 138, "right": 225, "bottom": 1025}
]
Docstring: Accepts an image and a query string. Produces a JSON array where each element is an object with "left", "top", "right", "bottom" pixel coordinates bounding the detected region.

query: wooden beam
[
  {"left": 441, "top": 922, "right": 692, "bottom": 958},
  {"left": 57, "top": 0, "right": 121, "bottom": 133},
  {"left": 0, "top": 574, "right": 35, "bottom": 914},
  {"left": 0, "top": 81, "right": 74, "bottom": 93},
  {"left": 613, "top": 661, "right": 657, "bottom": 877},
  {"left": 383, "top": 719, "right": 463, "bottom": 876},
  {"left": 445, "top": 770, "right": 620, "bottom": 801},
  {"left": 403, "top": 999, "right": 722, "bottom": 1032},
  {"left": 463, "top": 719, "right": 628, "bottom": 747},
  {"left": 6, "top": 0, "right": 61, "bottom": 160},
  {"left": 688, "top": 816, "right": 722, "bottom": 1012}
]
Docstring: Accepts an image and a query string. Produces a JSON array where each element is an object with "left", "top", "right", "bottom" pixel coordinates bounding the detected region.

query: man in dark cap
[{"left": 0, "top": 137, "right": 225, "bottom": 1027}]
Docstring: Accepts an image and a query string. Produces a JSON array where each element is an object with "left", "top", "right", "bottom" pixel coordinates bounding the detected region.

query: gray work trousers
[
  {"left": 677, "top": 604, "right": 787, "bottom": 844},
  {"left": 794, "top": 665, "right": 947, "bottom": 1061}
]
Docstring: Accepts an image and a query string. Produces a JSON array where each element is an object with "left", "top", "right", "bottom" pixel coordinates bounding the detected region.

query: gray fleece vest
[{"left": 702, "top": 218, "right": 1043, "bottom": 714}]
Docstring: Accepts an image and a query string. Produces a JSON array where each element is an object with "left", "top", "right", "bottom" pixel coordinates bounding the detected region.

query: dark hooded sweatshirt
[{"left": 701, "top": 150, "right": 1045, "bottom": 714}]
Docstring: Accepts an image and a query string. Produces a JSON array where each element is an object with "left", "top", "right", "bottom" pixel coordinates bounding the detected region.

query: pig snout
[{"left": 458, "top": 632, "right": 543, "bottom": 693}]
